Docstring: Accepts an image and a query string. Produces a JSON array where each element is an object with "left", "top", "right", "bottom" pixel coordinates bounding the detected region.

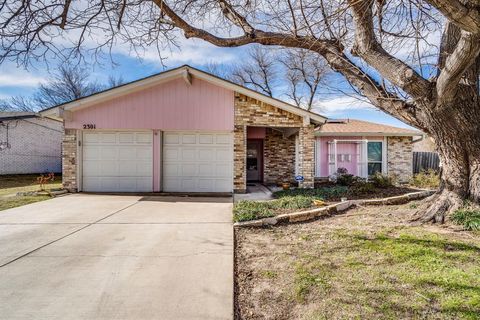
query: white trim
[{"left": 41, "top": 65, "right": 327, "bottom": 124}]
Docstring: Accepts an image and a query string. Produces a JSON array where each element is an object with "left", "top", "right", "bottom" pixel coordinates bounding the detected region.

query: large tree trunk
[{"left": 416, "top": 21, "right": 480, "bottom": 223}]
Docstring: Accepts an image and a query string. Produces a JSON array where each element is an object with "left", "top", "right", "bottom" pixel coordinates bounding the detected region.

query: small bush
[
  {"left": 273, "top": 186, "right": 348, "bottom": 201},
  {"left": 370, "top": 172, "right": 395, "bottom": 188},
  {"left": 351, "top": 181, "right": 375, "bottom": 194},
  {"left": 336, "top": 173, "right": 356, "bottom": 186},
  {"left": 410, "top": 169, "right": 440, "bottom": 189},
  {"left": 451, "top": 209, "right": 480, "bottom": 231}
]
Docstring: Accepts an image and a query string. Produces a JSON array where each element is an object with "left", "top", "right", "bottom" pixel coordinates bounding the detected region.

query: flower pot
[{"left": 282, "top": 182, "right": 290, "bottom": 190}]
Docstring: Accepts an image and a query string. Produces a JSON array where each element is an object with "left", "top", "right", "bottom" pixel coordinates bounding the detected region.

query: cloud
[
  {"left": 315, "top": 95, "right": 376, "bottom": 115},
  {"left": 0, "top": 73, "right": 45, "bottom": 88}
]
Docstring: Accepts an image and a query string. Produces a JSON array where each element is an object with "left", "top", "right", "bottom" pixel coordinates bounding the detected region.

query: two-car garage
[{"left": 81, "top": 131, "right": 233, "bottom": 193}]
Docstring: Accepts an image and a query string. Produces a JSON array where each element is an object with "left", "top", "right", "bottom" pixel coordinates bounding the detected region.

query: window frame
[{"left": 367, "top": 141, "right": 384, "bottom": 176}]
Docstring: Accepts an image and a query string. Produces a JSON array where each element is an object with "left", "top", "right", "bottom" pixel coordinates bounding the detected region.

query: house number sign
[{"left": 83, "top": 124, "right": 96, "bottom": 129}]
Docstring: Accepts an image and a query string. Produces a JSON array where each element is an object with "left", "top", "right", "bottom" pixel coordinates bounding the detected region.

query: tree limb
[
  {"left": 348, "top": 0, "right": 432, "bottom": 99},
  {"left": 436, "top": 30, "right": 480, "bottom": 104},
  {"left": 426, "top": 0, "right": 480, "bottom": 35},
  {"left": 153, "top": 0, "right": 424, "bottom": 127}
]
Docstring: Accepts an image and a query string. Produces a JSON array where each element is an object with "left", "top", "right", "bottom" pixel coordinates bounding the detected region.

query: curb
[{"left": 233, "top": 190, "right": 435, "bottom": 228}]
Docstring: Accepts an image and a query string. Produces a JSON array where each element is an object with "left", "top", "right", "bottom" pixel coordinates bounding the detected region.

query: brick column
[
  {"left": 298, "top": 125, "right": 315, "bottom": 188},
  {"left": 62, "top": 129, "right": 77, "bottom": 192},
  {"left": 387, "top": 136, "right": 413, "bottom": 183},
  {"left": 234, "top": 125, "right": 247, "bottom": 193}
]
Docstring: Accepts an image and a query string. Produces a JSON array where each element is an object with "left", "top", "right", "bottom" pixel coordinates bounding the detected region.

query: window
[{"left": 367, "top": 142, "right": 383, "bottom": 175}]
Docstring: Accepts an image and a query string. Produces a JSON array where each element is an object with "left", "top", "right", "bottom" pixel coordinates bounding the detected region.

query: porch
[{"left": 234, "top": 125, "right": 315, "bottom": 193}]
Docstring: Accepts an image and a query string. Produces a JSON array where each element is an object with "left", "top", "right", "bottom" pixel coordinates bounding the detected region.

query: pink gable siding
[{"left": 66, "top": 77, "right": 234, "bottom": 131}]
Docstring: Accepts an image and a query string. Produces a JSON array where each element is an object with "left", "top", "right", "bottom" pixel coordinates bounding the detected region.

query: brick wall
[
  {"left": 264, "top": 129, "right": 296, "bottom": 184},
  {"left": 387, "top": 136, "right": 413, "bottom": 183},
  {"left": 0, "top": 118, "right": 62, "bottom": 174},
  {"left": 62, "top": 129, "right": 77, "bottom": 191},
  {"left": 299, "top": 125, "right": 315, "bottom": 188},
  {"left": 234, "top": 93, "right": 315, "bottom": 191}
]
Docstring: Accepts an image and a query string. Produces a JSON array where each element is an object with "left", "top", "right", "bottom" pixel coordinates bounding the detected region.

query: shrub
[
  {"left": 336, "top": 173, "right": 356, "bottom": 186},
  {"left": 451, "top": 209, "right": 480, "bottom": 231},
  {"left": 410, "top": 169, "right": 440, "bottom": 189},
  {"left": 370, "top": 172, "right": 395, "bottom": 188},
  {"left": 273, "top": 186, "right": 348, "bottom": 201},
  {"left": 351, "top": 181, "right": 375, "bottom": 194}
]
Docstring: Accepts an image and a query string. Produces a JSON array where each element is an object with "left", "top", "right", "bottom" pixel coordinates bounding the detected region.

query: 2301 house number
[{"left": 83, "top": 124, "right": 96, "bottom": 129}]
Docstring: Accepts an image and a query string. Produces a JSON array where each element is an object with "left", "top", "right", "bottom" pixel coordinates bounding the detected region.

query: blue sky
[{"left": 0, "top": 38, "right": 414, "bottom": 129}]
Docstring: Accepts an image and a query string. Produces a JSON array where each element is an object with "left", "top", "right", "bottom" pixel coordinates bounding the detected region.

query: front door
[{"left": 247, "top": 140, "right": 263, "bottom": 182}]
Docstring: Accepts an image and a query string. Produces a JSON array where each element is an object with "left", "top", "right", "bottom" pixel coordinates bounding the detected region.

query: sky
[{"left": 0, "top": 37, "right": 415, "bottom": 129}]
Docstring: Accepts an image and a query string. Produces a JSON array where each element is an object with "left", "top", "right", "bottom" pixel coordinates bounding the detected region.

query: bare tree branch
[
  {"left": 426, "top": 0, "right": 480, "bottom": 35},
  {"left": 348, "top": 0, "right": 432, "bottom": 99}
]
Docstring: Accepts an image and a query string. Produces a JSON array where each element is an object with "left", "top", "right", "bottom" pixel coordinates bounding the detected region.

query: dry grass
[
  {"left": 0, "top": 174, "right": 62, "bottom": 211},
  {"left": 235, "top": 203, "right": 480, "bottom": 320}
]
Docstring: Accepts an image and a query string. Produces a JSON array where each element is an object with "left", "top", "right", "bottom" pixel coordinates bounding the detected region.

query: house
[
  {"left": 0, "top": 112, "right": 63, "bottom": 174},
  {"left": 40, "top": 65, "right": 422, "bottom": 193},
  {"left": 315, "top": 119, "right": 423, "bottom": 183}
]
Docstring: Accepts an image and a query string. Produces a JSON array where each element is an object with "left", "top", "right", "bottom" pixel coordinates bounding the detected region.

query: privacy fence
[{"left": 413, "top": 152, "right": 440, "bottom": 174}]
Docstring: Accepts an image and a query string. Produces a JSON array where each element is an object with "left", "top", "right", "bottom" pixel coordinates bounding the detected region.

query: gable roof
[
  {"left": 40, "top": 65, "right": 327, "bottom": 124},
  {"left": 316, "top": 119, "right": 422, "bottom": 136}
]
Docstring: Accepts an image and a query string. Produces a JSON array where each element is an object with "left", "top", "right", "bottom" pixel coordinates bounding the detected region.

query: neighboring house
[
  {"left": 315, "top": 119, "right": 423, "bottom": 183},
  {"left": 40, "top": 65, "right": 421, "bottom": 193},
  {"left": 0, "top": 112, "right": 63, "bottom": 174}
]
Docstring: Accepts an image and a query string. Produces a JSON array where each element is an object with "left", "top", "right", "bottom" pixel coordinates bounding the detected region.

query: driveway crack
[{"left": 0, "top": 201, "right": 140, "bottom": 268}]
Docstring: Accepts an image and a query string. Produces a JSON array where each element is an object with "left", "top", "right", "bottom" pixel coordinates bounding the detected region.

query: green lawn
[
  {"left": 235, "top": 203, "right": 480, "bottom": 319},
  {"left": 0, "top": 174, "right": 62, "bottom": 211}
]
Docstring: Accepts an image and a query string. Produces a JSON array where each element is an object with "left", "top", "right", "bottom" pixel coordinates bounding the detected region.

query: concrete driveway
[{"left": 0, "top": 194, "right": 233, "bottom": 320}]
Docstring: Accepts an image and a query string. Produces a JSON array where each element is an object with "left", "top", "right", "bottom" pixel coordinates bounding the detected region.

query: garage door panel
[
  {"left": 163, "top": 132, "right": 233, "bottom": 192},
  {"left": 182, "top": 134, "right": 197, "bottom": 144},
  {"left": 164, "top": 133, "right": 180, "bottom": 144},
  {"left": 181, "top": 148, "right": 196, "bottom": 160},
  {"left": 198, "top": 149, "right": 215, "bottom": 161},
  {"left": 163, "top": 164, "right": 179, "bottom": 177},
  {"left": 100, "top": 132, "right": 117, "bottom": 143},
  {"left": 215, "top": 164, "right": 231, "bottom": 176},
  {"left": 216, "top": 148, "right": 231, "bottom": 161},
  {"left": 82, "top": 131, "right": 153, "bottom": 192},
  {"left": 181, "top": 163, "right": 197, "bottom": 176},
  {"left": 199, "top": 134, "right": 214, "bottom": 144},
  {"left": 198, "top": 163, "right": 215, "bottom": 176},
  {"left": 83, "top": 147, "right": 100, "bottom": 160},
  {"left": 101, "top": 147, "right": 117, "bottom": 160},
  {"left": 216, "top": 134, "right": 231, "bottom": 144}
]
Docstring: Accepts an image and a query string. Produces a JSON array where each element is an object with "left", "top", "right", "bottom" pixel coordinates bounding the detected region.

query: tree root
[{"left": 411, "top": 190, "right": 463, "bottom": 223}]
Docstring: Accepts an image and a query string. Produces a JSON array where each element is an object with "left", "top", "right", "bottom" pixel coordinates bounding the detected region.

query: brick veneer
[
  {"left": 298, "top": 125, "right": 315, "bottom": 188},
  {"left": 387, "top": 136, "right": 413, "bottom": 183},
  {"left": 62, "top": 129, "right": 77, "bottom": 192},
  {"left": 264, "top": 129, "right": 296, "bottom": 184},
  {"left": 234, "top": 93, "right": 315, "bottom": 192}
]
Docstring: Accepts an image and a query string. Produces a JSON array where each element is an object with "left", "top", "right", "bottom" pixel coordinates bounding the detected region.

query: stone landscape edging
[{"left": 233, "top": 190, "right": 435, "bottom": 228}]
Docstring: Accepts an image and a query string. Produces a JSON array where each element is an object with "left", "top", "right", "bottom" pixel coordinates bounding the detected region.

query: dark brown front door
[{"left": 247, "top": 140, "right": 263, "bottom": 182}]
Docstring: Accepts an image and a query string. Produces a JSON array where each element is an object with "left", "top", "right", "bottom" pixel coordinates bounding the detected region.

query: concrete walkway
[{"left": 0, "top": 194, "right": 233, "bottom": 320}]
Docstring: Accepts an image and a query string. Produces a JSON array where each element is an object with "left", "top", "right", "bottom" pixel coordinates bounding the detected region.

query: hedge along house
[
  {"left": 41, "top": 65, "right": 326, "bottom": 193},
  {"left": 315, "top": 119, "right": 423, "bottom": 183}
]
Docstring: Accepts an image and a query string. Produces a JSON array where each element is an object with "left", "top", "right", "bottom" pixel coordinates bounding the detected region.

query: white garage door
[
  {"left": 82, "top": 131, "right": 153, "bottom": 192},
  {"left": 163, "top": 132, "right": 233, "bottom": 192}
]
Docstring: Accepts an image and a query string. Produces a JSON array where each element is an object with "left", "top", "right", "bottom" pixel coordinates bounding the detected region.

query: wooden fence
[{"left": 413, "top": 152, "right": 440, "bottom": 174}]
